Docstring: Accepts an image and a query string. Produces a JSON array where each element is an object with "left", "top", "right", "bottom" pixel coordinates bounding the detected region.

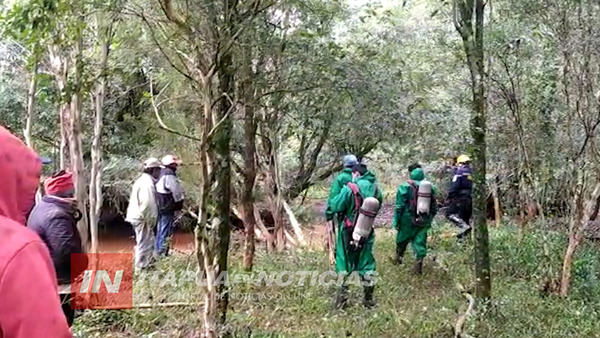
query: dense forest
[{"left": 2, "top": 0, "right": 600, "bottom": 336}]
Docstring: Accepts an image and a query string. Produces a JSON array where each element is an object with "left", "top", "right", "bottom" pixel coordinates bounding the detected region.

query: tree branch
[
  {"left": 454, "top": 283, "right": 476, "bottom": 338},
  {"left": 159, "top": 0, "right": 192, "bottom": 34},
  {"left": 149, "top": 77, "right": 202, "bottom": 142}
]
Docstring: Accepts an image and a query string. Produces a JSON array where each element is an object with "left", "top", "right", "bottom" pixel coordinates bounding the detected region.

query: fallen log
[
  {"left": 232, "top": 206, "right": 265, "bottom": 240},
  {"left": 254, "top": 206, "right": 274, "bottom": 250},
  {"left": 282, "top": 200, "right": 307, "bottom": 246},
  {"left": 284, "top": 228, "right": 298, "bottom": 246}
]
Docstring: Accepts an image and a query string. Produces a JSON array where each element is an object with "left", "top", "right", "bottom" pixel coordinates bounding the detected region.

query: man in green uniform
[
  {"left": 392, "top": 168, "right": 438, "bottom": 274},
  {"left": 329, "top": 163, "right": 383, "bottom": 309},
  {"left": 324, "top": 155, "right": 358, "bottom": 265},
  {"left": 325, "top": 154, "right": 358, "bottom": 221}
]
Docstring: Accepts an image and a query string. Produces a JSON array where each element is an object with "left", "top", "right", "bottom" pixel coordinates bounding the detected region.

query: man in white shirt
[
  {"left": 155, "top": 155, "right": 184, "bottom": 256},
  {"left": 126, "top": 158, "right": 161, "bottom": 269}
]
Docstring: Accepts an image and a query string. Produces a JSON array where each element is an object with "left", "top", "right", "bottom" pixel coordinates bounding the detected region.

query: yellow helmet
[{"left": 457, "top": 154, "right": 471, "bottom": 164}]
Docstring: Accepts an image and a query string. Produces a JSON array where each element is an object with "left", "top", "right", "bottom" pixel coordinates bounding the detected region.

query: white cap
[
  {"left": 161, "top": 154, "right": 182, "bottom": 166},
  {"left": 143, "top": 157, "right": 162, "bottom": 169}
]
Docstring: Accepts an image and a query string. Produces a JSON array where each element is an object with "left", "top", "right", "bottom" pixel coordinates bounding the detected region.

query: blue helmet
[
  {"left": 342, "top": 154, "right": 358, "bottom": 168},
  {"left": 39, "top": 156, "right": 53, "bottom": 165}
]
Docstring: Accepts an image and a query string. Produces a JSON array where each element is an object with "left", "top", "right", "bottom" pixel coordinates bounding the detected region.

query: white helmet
[
  {"left": 161, "top": 154, "right": 182, "bottom": 166},
  {"left": 143, "top": 157, "right": 162, "bottom": 169}
]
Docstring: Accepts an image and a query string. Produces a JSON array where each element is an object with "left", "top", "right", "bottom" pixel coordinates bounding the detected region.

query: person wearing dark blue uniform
[{"left": 446, "top": 154, "right": 472, "bottom": 240}]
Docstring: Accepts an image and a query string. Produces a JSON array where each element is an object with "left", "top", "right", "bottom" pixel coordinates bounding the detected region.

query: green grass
[{"left": 73, "top": 222, "right": 600, "bottom": 337}]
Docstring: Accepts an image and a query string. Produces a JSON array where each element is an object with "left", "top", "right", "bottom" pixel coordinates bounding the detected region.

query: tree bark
[
  {"left": 454, "top": 0, "right": 491, "bottom": 300},
  {"left": 24, "top": 64, "right": 38, "bottom": 149},
  {"left": 272, "top": 149, "right": 285, "bottom": 251},
  {"left": 240, "top": 39, "right": 258, "bottom": 271},
  {"left": 260, "top": 120, "right": 285, "bottom": 251},
  {"left": 472, "top": 0, "right": 491, "bottom": 302},
  {"left": 196, "top": 79, "right": 216, "bottom": 337},
  {"left": 49, "top": 48, "right": 69, "bottom": 169},
  {"left": 89, "top": 14, "right": 112, "bottom": 253},
  {"left": 213, "top": 49, "right": 233, "bottom": 333},
  {"left": 560, "top": 235, "right": 578, "bottom": 296},
  {"left": 560, "top": 181, "right": 600, "bottom": 296},
  {"left": 69, "top": 30, "right": 90, "bottom": 251}
]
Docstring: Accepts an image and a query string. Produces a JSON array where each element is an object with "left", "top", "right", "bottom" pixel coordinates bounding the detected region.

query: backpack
[{"left": 343, "top": 182, "right": 379, "bottom": 229}]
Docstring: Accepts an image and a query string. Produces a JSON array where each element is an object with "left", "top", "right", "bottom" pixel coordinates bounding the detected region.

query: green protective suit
[
  {"left": 325, "top": 168, "right": 354, "bottom": 221},
  {"left": 392, "top": 168, "right": 438, "bottom": 259},
  {"left": 329, "top": 171, "right": 383, "bottom": 276}
]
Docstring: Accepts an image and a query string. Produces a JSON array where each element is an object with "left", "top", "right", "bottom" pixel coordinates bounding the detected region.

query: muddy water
[{"left": 98, "top": 229, "right": 195, "bottom": 254}]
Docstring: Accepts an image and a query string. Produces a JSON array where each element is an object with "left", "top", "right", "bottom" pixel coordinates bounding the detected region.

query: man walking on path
[
  {"left": 324, "top": 154, "right": 358, "bottom": 264},
  {"left": 328, "top": 163, "right": 383, "bottom": 309},
  {"left": 445, "top": 154, "right": 473, "bottom": 240},
  {"left": 126, "top": 158, "right": 161, "bottom": 269},
  {"left": 392, "top": 167, "right": 438, "bottom": 274},
  {"left": 155, "top": 155, "right": 185, "bottom": 256},
  {"left": 325, "top": 154, "right": 359, "bottom": 221}
]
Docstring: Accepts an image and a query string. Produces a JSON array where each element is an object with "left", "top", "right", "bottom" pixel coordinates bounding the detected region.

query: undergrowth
[{"left": 73, "top": 221, "right": 600, "bottom": 337}]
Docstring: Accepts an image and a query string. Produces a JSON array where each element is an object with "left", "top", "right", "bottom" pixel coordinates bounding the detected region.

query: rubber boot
[
  {"left": 392, "top": 243, "right": 407, "bottom": 265},
  {"left": 448, "top": 214, "right": 472, "bottom": 239},
  {"left": 413, "top": 258, "right": 423, "bottom": 275},
  {"left": 363, "top": 285, "right": 376, "bottom": 308},
  {"left": 334, "top": 285, "right": 349, "bottom": 310}
]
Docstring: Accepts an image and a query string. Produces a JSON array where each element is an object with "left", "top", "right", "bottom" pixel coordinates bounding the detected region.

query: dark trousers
[
  {"left": 446, "top": 197, "right": 472, "bottom": 224},
  {"left": 155, "top": 212, "right": 174, "bottom": 255},
  {"left": 60, "top": 293, "right": 74, "bottom": 327}
]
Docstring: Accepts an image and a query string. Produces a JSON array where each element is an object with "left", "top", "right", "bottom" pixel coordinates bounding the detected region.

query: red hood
[{"left": 0, "top": 126, "right": 42, "bottom": 225}]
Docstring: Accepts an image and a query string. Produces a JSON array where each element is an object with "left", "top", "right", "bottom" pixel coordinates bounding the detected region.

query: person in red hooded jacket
[{"left": 0, "top": 126, "right": 71, "bottom": 337}]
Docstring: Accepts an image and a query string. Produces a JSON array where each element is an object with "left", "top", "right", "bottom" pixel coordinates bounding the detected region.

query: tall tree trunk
[
  {"left": 89, "top": 15, "right": 112, "bottom": 253},
  {"left": 59, "top": 106, "right": 69, "bottom": 170},
  {"left": 259, "top": 119, "right": 285, "bottom": 251},
  {"left": 560, "top": 234, "right": 578, "bottom": 296},
  {"left": 454, "top": 0, "right": 491, "bottom": 300},
  {"left": 196, "top": 80, "right": 215, "bottom": 337},
  {"left": 49, "top": 48, "right": 69, "bottom": 169},
  {"left": 271, "top": 143, "right": 285, "bottom": 251},
  {"left": 89, "top": 90, "right": 103, "bottom": 253},
  {"left": 560, "top": 180, "right": 600, "bottom": 296},
  {"left": 240, "top": 48, "right": 258, "bottom": 271},
  {"left": 198, "top": 52, "right": 234, "bottom": 337},
  {"left": 24, "top": 64, "right": 38, "bottom": 149},
  {"left": 213, "top": 50, "right": 233, "bottom": 329},
  {"left": 70, "top": 32, "right": 89, "bottom": 251},
  {"left": 472, "top": 0, "right": 491, "bottom": 302}
]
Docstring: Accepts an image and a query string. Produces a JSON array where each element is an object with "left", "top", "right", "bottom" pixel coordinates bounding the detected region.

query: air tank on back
[
  {"left": 352, "top": 197, "right": 381, "bottom": 247},
  {"left": 417, "top": 180, "right": 433, "bottom": 215}
]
